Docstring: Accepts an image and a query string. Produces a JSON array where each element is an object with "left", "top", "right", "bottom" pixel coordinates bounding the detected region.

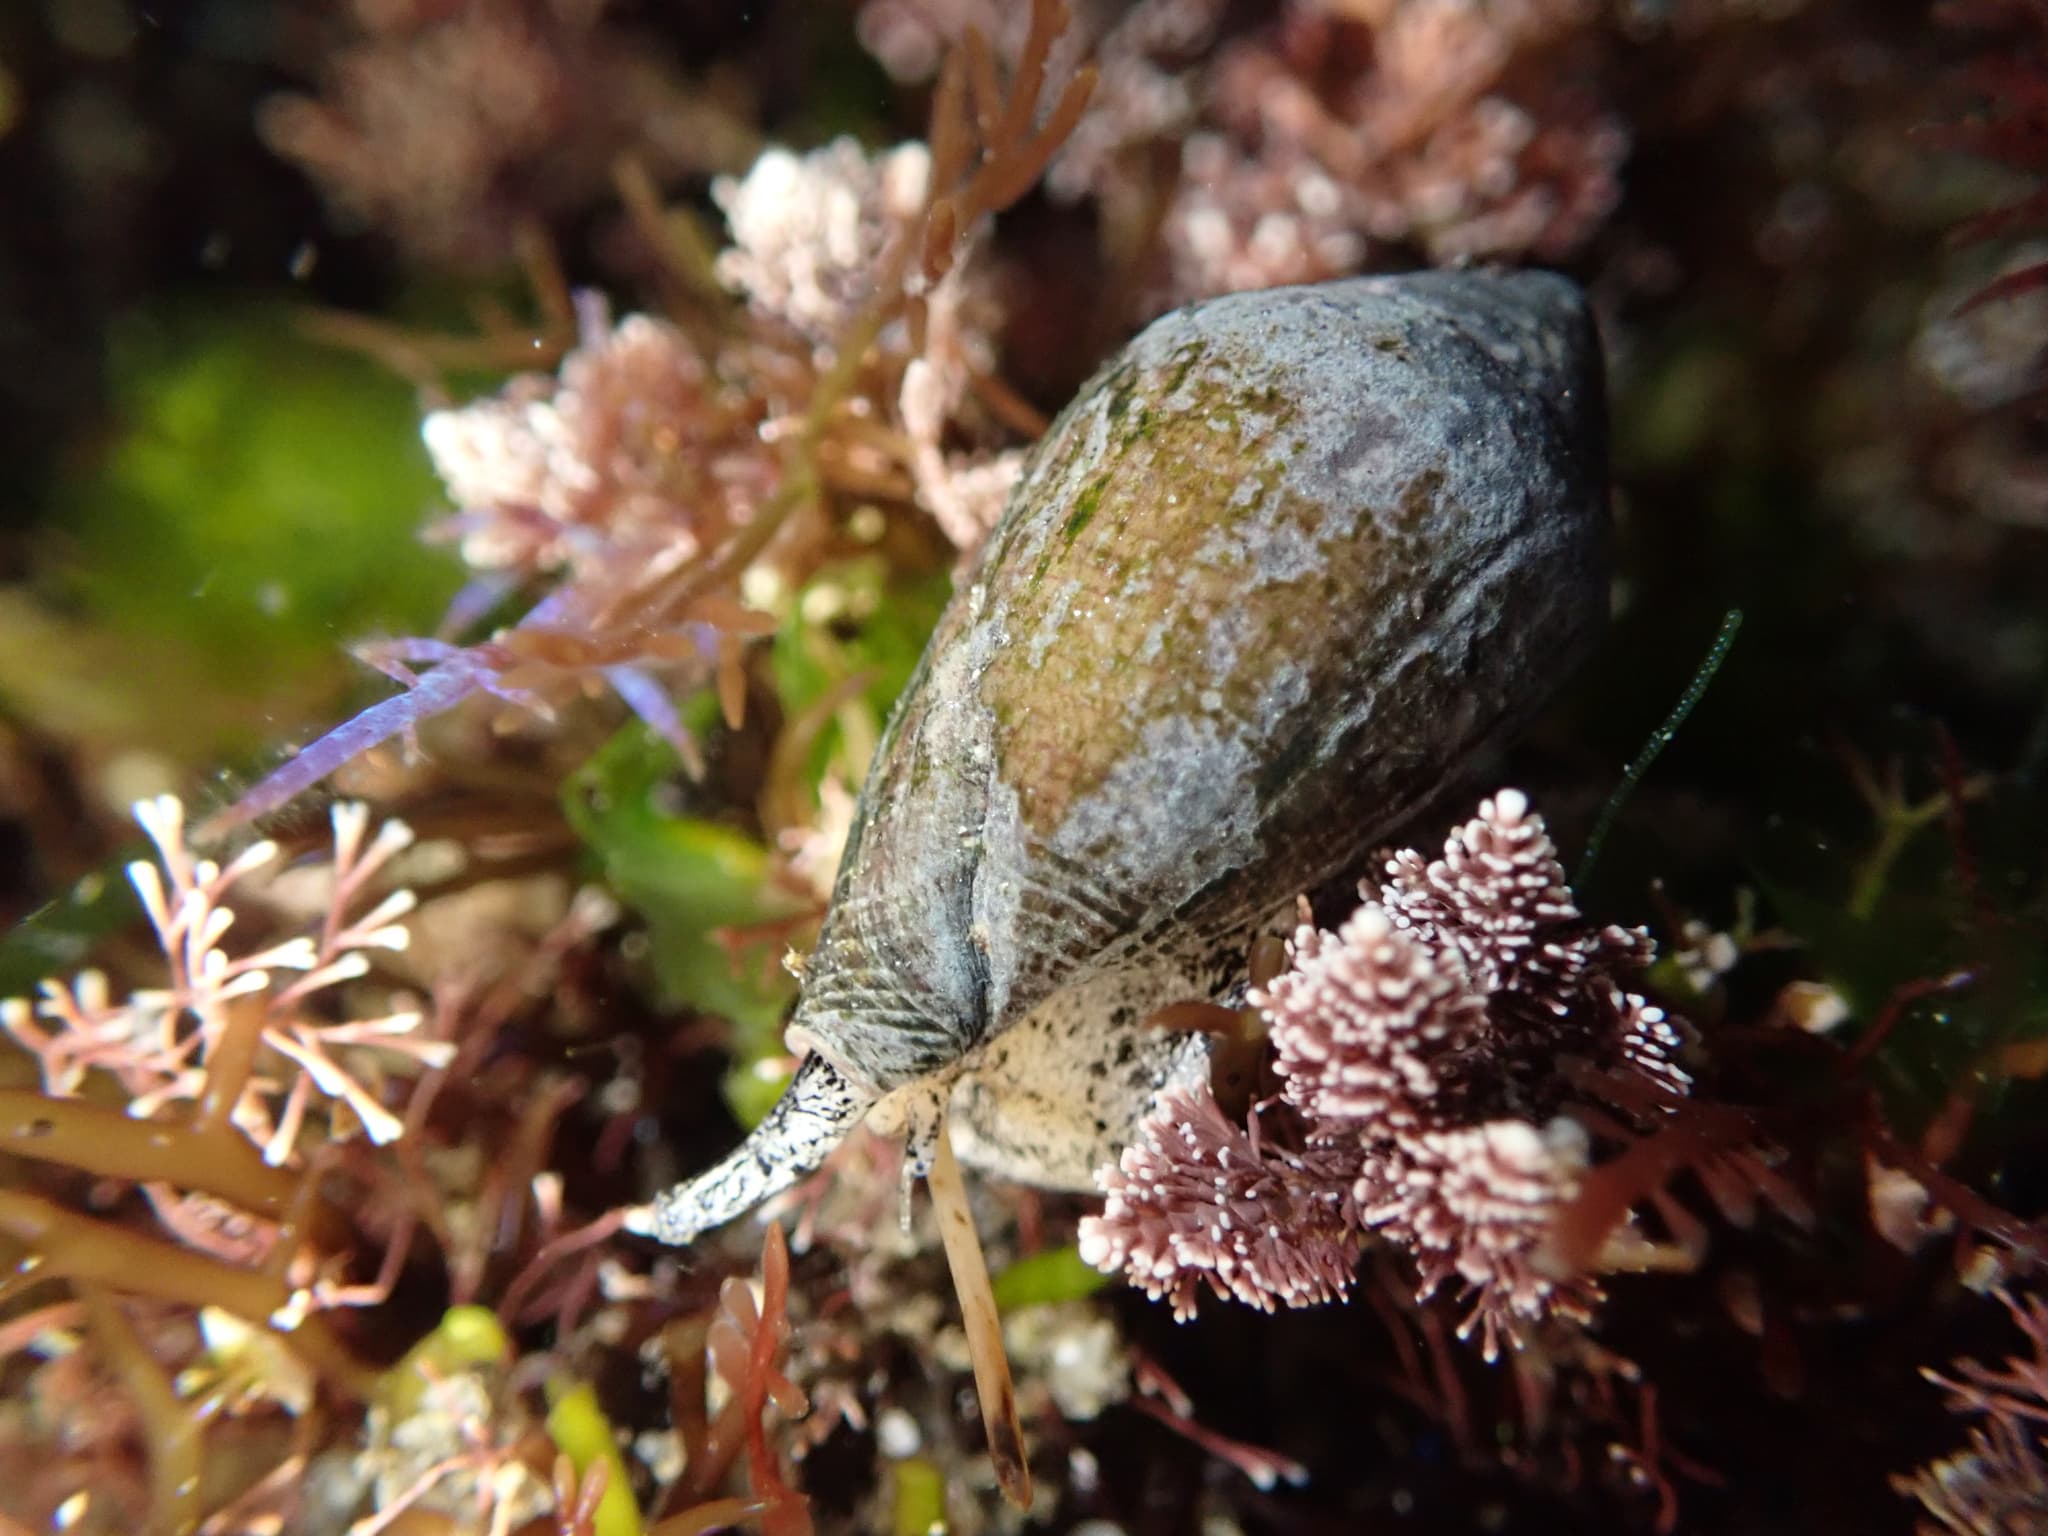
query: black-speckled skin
[
  {"left": 643, "top": 270, "right": 1608, "bottom": 1244},
  {"left": 798, "top": 269, "right": 1605, "bottom": 1088}
]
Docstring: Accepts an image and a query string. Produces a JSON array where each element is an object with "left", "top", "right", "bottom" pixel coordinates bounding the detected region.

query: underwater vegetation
[{"left": 0, "top": 0, "right": 2045, "bottom": 1533}]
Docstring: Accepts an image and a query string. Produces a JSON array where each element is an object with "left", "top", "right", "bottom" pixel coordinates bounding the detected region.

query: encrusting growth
[{"left": 1081, "top": 789, "right": 1691, "bottom": 1358}]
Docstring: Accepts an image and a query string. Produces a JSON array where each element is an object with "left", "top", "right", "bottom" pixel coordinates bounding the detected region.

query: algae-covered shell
[{"left": 643, "top": 269, "right": 1608, "bottom": 1244}]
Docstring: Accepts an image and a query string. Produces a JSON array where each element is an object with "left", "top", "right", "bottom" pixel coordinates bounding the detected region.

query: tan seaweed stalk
[
  {"left": 0, "top": 1190, "right": 374, "bottom": 1395},
  {"left": 297, "top": 220, "right": 578, "bottom": 386},
  {"left": 650, "top": 1497, "right": 767, "bottom": 1536},
  {"left": 80, "top": 1283, "right": 205, "bottom": 1536},
  {"left": 928, "top": 1118, "right": 1032, "bottom": 1508},
  {"left": 0, "top": 1087, "right": 299, "bottom": 1218}
]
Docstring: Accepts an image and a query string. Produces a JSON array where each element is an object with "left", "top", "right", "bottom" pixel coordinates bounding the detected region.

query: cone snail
[{"left": 638, "top": 269, "right": 1610, "bottom": 1246}]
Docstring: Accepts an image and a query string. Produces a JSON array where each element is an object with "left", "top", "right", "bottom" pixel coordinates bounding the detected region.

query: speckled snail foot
[{"left": 632, "top": 268, "right": 1610, "bottom": 1250}]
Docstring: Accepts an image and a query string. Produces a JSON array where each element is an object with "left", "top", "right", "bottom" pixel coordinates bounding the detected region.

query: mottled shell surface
[
  {"left": 801, "top": 268, "right": 1605, "bottom": 1085},
  {"left": 643, "top": 269, "right": 1608, "bottom": 1245}
]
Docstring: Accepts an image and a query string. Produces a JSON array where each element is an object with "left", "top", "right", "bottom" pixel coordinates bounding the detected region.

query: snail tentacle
[{"left": 640, "top": 1052, "right": 873, "bottom": 1245}]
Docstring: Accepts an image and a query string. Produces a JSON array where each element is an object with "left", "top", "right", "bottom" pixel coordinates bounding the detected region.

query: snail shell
[{"left": 642, "top": 269, "right": 1608, "bottom": 1245}]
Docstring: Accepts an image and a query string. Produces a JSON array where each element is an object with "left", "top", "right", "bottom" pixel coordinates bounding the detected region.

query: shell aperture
[{"left": 641, "top": 269, "right": 1609, "bottom": 1246}]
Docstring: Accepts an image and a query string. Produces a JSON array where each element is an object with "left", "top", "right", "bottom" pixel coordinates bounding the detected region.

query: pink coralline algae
[
  {"left": 710, "top": 139, "right": 1015, "bottom": 554},
  {"left": 857, "top": 0, "right": 1625, "bottom": 306},
  {"left": 1081, "top": 790, "right": 1690, "bottom": 1358},
  {"left": 219, "top": 117, "right": 1031, "bottom": 830},
  {"left": 421, "top": 293, "right": 766, "bottom": 584},
  {"left": 259, "top": 0, "right": 699, "bottom": 269},
  {"left": 712, "top": 139, "right": 937, "bottom": 344},
  {"left": 1160, "top": 0, "right": 1626, "bottom": 301},
  {"left": 1368, "top": 787, "right": 1688, "bottom": 1105},
  {"left": 1077, "top": 1087, "right": 1363, "bottom": 1321},
  {"left": 201, "top": 291, "right": 785, "bottom": 821},
  {"left": 1, "top": 796, "right": 441, "bottom": 1166}
]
